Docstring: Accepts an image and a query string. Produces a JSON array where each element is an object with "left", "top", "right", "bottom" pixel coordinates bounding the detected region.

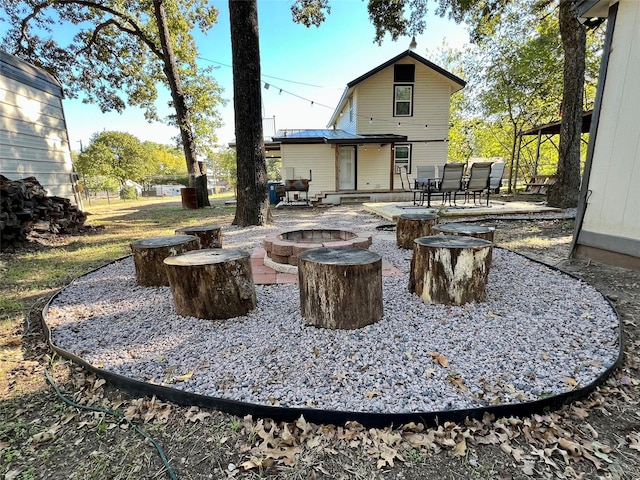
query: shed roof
[
  {"left": 0, "top": 50, "right": 63, "bottom": 97},
  {"left": 521, "top": 111, "right": 593, "bottom": 136},
  {"left": 272, "top": 129, "right": 407, "bottom": 145}
]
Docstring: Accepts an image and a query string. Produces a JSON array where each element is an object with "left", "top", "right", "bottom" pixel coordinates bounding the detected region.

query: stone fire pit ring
[{"left": 263, "top": 229, "right": 373, "bottom": 273}]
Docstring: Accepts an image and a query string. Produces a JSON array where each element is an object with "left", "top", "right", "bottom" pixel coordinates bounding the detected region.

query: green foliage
[
  {"left": 75, "top": 131, "right": 149, "bottom": 186},
  {"left": 291, "top": 0, "right": 331, "bottom": 27},
  {"left": 119, "top": 185, "right": 138, "bottom": 200},
  {"left": 0, "top": 0, "right": 224, "bottom": 161},
  {"left": 210, "top": 147, "right": 238, "bottom": 192}
]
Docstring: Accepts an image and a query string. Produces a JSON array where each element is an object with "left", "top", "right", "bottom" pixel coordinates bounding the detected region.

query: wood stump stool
[
  {"left": 175, "top": 225, "right": 222, "bottom": 248},
  {"left": 163, "top": 249, "right": 256, "bottom": 320},
  {"left": 298, "top": 247, "right": 383, "bottom": 330},
  {"left": 409, "top": 235, "right": 493, "bottom": 305},
  {"left": 130, "top": 235, "right": 200, "bottom": 287},
  {"left": 432, "top": 222, "right": 495, "bottom": 242},
  {"left": 396, "top": 213, "right": 439, "bottom": 249}
]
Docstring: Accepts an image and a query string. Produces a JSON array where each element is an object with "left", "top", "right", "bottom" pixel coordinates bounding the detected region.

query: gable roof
[{"left": 327, "top": 50, "right": 466, "bottom": 128}]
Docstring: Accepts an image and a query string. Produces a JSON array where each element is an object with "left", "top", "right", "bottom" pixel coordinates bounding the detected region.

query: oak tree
[{"left": 1, "top": 0, "right": 223, "bottom": 207}]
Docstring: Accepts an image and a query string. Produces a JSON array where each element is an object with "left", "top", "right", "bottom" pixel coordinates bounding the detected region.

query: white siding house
[
  {"left": 273, "top": 50, "right": 465, "bottom": 204},
  {"left": 0, "top": 51, "right": 82, "bottom": 206},
  {"left": 573, "top": 1, "right": 640, "bottom": 269}
]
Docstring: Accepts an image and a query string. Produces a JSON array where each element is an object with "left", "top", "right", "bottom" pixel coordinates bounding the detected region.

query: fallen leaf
[
  {"left": 174, "top": 371, "right": 194, "bottom": 382},
  {"left": 364, "top": 390, "right": 380, "bottom": 399},
  {"left": 312, "top": 346, "right": 320, "bottom": 356},
  {"left": 564, "top": 377, "right": 578, "bottom": 387},
  {"left": 626, "top": 432, "right": 640, "bottom": 451},
  {"left": 452, "top": 437, "right": 467, "bottom": 457},
  {"left": 428, "top": 351, "right": 448, "bottom": 367}
]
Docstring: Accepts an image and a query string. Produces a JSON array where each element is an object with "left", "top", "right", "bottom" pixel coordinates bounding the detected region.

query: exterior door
[{"left": 338, "top": 146, "right": 356, "bottom": 190}]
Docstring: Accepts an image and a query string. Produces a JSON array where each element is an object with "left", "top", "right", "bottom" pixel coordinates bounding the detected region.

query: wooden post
[
  {"left": 175, "top": 225, "right": 222, "bottom": 248},
  {"left": 396, "top": 213, "right": 439, "bottom": 249},
  {"left": 164, "top": 249, "right": 256, "bottom": 320},
  {"left": 432, "top": 222, "right": 496, "bottom": 242},
  {"left": 130, "top": 235, "right": 200, "bottom": 287},
  {"left": 409, "top": 235, "right": 493, "bottom": 305},
  {"left": 298, "top": 248, "right": 383, "bottom": 329}
]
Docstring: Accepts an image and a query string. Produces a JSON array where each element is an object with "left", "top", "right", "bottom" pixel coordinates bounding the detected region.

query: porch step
[{"left": 340, "top": 196, "right": 371, "bottom": 204}]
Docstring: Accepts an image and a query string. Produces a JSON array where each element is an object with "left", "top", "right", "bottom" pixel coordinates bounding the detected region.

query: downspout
[{"left": 570, "top": 2, "right": 618, "bottom": 257}]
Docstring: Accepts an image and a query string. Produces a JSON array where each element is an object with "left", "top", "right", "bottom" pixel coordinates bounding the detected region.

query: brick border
[{"left": 263, "top": 229, "right": 373, "bottom": 271}]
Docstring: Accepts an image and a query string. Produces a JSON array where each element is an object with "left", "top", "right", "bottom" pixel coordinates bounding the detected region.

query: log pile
[{"left": 0, "top": 175, "right": 87, "bottom": 248}]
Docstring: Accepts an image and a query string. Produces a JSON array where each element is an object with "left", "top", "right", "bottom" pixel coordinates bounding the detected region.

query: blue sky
[{"left": 62, "top": 0, "right": 469, "bottom": 152}]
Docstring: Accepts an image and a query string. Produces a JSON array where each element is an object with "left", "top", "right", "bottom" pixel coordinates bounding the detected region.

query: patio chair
[
  {"left": 489, "top": 162, "right": 506, "bottom": 193},
  {"left": 463, "top": 162, "right": 493, "bottom": 206},
  {"left": 422, "top": 163, "right": 465, "bottom": 207},
  {"left": 414, "top": 165, "right": 437, "bottom": 191}
]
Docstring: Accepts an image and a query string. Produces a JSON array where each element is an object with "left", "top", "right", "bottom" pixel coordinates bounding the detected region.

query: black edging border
[{"left": 41, "top": 248, "right": 624, "bottom": 430}]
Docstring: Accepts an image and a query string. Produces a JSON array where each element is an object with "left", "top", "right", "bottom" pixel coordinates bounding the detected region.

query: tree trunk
[
  {"left": 229, "top": 0, "right": 271, "bottom": 226},
  {"left": 548, "top": 0, "right": 585, "bottom": 208},
  {"left": 409, "top": 236, "right": 493, "bottom": 306},
  {"left": 153, "top": 0, "right": 209, "bottom": 207},
  {"left": 164, "top": 249, "right": 256, "bottom": 320},
  {"left": 298, "top": 248, "right": 383, "bottom": 329}
]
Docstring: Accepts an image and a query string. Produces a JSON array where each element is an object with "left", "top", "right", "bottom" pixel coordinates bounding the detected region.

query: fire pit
[{"left": 263, "top": 229, "right": 373, "bottom": 272}]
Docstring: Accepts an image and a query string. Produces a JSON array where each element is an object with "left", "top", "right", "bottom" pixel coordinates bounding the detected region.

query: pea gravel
[{"left": 44, "top": 207, "right": 619, "bottom": 414}]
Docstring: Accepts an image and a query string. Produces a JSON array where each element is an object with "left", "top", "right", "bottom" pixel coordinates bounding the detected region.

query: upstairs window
[
  {"left": 394, "top": 64, "right": 415, "bottom": 82},
  {"left": 394, "top": 85, "right": 413, "bottom": 116}
]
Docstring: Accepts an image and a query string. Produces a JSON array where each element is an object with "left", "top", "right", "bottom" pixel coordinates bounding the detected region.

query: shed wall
[
  {"left": 0, "top": 52, "right": 80, "bottom": 204},
  {"left": 576, "top": 0, "right": 640, "bottom": 263}
]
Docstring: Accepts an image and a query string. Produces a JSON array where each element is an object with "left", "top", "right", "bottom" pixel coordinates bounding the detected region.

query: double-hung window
[
  {"left": 394, "top": 144, "right": 412, "bottom": 173},
  {"left": 394, "top": 85, "right": 413, "bottom": 116}
]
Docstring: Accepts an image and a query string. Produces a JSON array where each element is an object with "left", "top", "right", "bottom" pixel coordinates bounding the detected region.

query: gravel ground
[{"left": 44, "top": 207, "right": 619, "bottom": 414}]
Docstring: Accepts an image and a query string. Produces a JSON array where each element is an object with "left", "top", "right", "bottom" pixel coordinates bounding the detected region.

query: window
[
  {"left": 394, "top": 144, "right": 412, "bottom": 173},
  {"left": 394, "top": 85, "right": 413, "bottom": 116},
  {"left": 394, "top": 64, "right": 415, "bottom": 82}
]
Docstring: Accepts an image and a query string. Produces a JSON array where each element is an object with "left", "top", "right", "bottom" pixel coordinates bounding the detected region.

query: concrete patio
[{"left": 363, "top": 199, "right": 562, "bottom": 221}]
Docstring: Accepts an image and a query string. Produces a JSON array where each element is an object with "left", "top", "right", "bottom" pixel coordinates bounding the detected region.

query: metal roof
[{"left": 272, "top": 129, "right": 407, "bottom": 145}]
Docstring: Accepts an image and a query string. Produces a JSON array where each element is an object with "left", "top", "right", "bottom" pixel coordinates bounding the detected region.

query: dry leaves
[{"left": 428, "top": 351, "right": 448, "bottom": 367}]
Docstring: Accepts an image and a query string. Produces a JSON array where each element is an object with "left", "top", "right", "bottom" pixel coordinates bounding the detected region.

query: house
[
  {"left": 572, "top": 1, "right": 640, "bottom": 269},
  {"left": 0, "top": 51, "right": 83, "bottom": 208},
  {"left": 273, "top": 50, "right": 465, "bottom": 204}
]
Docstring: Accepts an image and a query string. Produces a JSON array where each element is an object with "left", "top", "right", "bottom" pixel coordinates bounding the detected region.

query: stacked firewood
[{"left": 0, "top": 175, "right": 87, "bottom": 248}]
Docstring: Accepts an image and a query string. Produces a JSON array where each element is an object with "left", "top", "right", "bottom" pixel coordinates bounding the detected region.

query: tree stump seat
[
  {"left": 409, "top": 235, "right": 493, "bottom": 305},
  {"left": 163, "top": 248, "right": 256, "bottom": 320},
  {"left": 298, "top": 247, "right": 383, "bottom": 330},
  {"left": 396, "top": 213, "right": 439, "bottom": 249},
  {"left": 175, "top": 225, "right": 223, "bottom": 248},
  {"left": 130, "top": 235, "right": 200, "bottom": 287},
  {"left": 432, "top": 222, "right": 495, "bottom": 242}
]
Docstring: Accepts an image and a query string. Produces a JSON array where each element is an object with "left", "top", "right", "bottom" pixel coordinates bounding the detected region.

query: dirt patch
[{"left": 1, "top": 212, "right": 639, "bottom": 480}]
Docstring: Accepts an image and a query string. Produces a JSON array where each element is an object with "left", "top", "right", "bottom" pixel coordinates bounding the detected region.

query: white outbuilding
[
  {"left": 573, "top": 0, "right": 640, "bottom": 269},
  {"left": 0, "top": 50, "right": 83, "bottom": 207}
]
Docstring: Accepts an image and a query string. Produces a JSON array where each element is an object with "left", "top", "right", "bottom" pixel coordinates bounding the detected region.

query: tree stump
[
  {"left": 409, "top": 235, "right": 493, "bottom": 305},
  {"left": 163, "top": 249, "right": 256, "bottom": 320},
  {"left": 396, "top": 213, "right": 439, "bottom": 249},
  {"left": 130, "top": 235, "right": 200, "bottom": 287},
  {"left": 175, "top": 225, "right": 222, "bottom": 248},
  {"left": 298, "top": 247, "right": 383, "bottom": 329},
  {"left": 432, "top": 222, "right": 495, "bottom": 242}
]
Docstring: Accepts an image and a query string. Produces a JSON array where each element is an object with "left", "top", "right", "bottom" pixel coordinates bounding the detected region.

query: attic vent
[{"left": 394, "top": 64, "right": 415, "bottom": 83}]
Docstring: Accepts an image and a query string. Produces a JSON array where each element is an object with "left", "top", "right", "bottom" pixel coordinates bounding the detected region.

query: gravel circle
[{"left": 44, "top": 207, "right": 619, "bottom": 414}]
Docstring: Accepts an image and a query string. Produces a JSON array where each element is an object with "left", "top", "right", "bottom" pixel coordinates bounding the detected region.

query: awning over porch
[{"left": 273, "top": 129, "right": 407, "bottom": 145}]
